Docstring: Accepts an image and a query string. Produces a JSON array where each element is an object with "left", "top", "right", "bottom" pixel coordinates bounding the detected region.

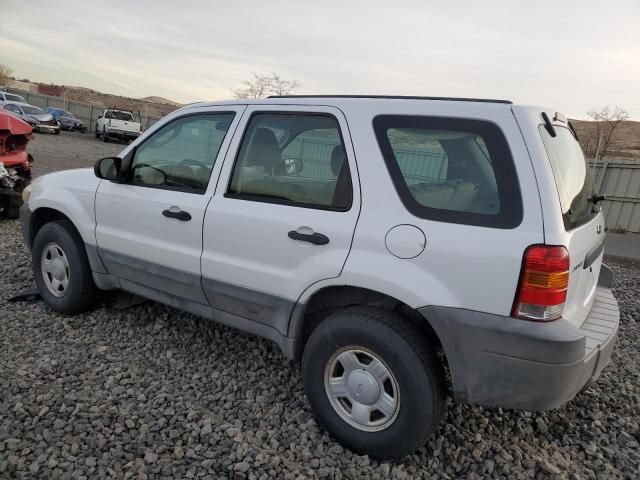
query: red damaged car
[{"left": 0, "top": 110, "right": 33, "bottom": 218}]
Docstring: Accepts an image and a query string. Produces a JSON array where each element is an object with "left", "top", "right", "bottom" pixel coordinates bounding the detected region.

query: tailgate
[
  {"left": 537, "top": 120, "right": 605, "bottom": 328},
  {"left": 562, "top": 212, "right": 605, "bottom": 327}
]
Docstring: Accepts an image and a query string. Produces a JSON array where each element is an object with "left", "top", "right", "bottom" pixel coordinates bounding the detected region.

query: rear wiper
[{"left": 541, "top": 112, "right": 556, "bottom": 137}]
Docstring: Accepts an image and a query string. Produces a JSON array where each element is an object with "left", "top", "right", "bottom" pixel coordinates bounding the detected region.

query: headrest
[{"left": 244, "top": 128, "right": 281, "bottom": 168}]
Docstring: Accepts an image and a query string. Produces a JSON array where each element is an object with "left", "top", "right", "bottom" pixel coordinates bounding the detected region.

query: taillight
[{"left": 512, "top": 245, "right": 570, "bottom": 321}]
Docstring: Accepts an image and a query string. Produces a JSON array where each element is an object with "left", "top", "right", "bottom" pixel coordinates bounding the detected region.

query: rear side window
[
  {"left": 227, "top": 113, "right": 352, "bottom": 211},
  {"left": 374, "top": 115, "right": 522, "bottom": 228},
  {"left": 539, "top": 126, "right": 596, "bottom": 230}
]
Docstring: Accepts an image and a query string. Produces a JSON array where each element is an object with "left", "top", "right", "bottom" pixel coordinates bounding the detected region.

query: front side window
[
  {"left": 130, "top": 113, "right": 234, "bottom": 193},
  {"left": 374, "top": 115, "right": 522, "bottom": 228},
  {"left": 227, "top": 113, "right": 352, "bottom": 210},
  {"left": 539, "top": 125, "right": 596, "bottom": 230},
  {"left": 3, "top": 104, "right": 19, "bottom": 113}
]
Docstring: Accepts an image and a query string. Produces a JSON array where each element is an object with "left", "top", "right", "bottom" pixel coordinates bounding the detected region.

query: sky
[{"left": 2, "top": 0, "right": 639, "bottom": 119}]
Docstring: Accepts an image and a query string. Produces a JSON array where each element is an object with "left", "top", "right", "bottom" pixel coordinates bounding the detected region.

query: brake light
[{"left": 512, "top": 245, "right": 570, "bottom": 321}]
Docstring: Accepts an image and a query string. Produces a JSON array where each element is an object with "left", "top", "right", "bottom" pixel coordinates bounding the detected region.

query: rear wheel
[
  {"left": 32, "top": 220, "right": 101, "bottom": 314},
  {"left": 302, "top": 307, "right": 445, "bottom": 459}
]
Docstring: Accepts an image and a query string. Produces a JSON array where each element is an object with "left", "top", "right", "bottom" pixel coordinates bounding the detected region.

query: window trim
[
  {"left": 373, "top": 114, "right": 523, "bottom": 229},
  {"left": 224, "top": 111, "right": 354, "bottom": 212},
  {"left": 123, "top": 111, "right": 236, "bottom": 195}
]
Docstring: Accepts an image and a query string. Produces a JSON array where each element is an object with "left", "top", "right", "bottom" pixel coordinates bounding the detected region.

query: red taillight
[{"left": 512, "top": 245, "right": 570, "bottom": 321}]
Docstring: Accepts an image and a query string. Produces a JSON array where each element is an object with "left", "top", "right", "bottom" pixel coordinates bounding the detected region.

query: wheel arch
[{"left": 289, "top": 285, "right": 445, "bottom": 364}]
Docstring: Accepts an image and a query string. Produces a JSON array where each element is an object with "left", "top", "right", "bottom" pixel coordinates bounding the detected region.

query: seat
[
  {"left": 312, "top": 145, "right": 352, "bottom": 208},
  {"left": 236, "top": 128, "right": 283, "bottom": 195}
]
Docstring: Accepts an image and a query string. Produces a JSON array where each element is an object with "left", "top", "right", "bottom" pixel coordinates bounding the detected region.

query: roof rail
[{"left": 267, "top": 95, "right": 513, "bottom": 104}]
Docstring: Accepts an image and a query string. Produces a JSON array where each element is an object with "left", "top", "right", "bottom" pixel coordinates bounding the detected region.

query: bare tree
[
  {"left": 582, "top": 106, "right": 630, "bottom": 159},
  {"left": 269, "top": 73, "right": 300, "bottom": 96},
  {"left": 0, "top": 64, "right": 13, "bottom": 87},
  {"left": 232, "top": 72, "right": 300, "bottom": 99}
]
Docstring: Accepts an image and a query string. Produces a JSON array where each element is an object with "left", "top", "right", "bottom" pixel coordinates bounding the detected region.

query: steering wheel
[{"left": 175, "top": 159, "right": 211, "bottom": 189}]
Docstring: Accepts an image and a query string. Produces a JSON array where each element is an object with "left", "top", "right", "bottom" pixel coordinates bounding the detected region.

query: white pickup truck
[{"left": 95, "top": 108, "right": 142, "bottom": 143}]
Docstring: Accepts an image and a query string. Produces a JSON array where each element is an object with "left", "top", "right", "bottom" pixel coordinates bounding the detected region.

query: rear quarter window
[{"left": 373, "top": 115, "right": 523, "bottom": 228}]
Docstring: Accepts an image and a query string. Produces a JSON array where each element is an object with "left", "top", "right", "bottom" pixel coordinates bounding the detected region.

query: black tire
[
  {"left": 95, "top": 127, "right": 100, "bottom": 138},
  {"left": 102, "top": 128, "right": 109, "bottom": 142},
  {"left": 3, "top": 195, "right": 22, "bottom": 219},
  {"left": 32, "top": 220, "right": 101, "bottom": 314},
  {"left": 54, "top": 129, "right": 61, "bottom": 135},
  {"left": 302, "top": 307, "right": 445, "bottom": 460}
]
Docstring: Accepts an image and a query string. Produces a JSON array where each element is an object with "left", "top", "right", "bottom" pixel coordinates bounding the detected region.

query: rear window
[
  {"left": 374, "top": 115, "right": 522, "bottom": 228},
  {"left": 539, "top": 126, "right": 596, "bottom": 230}
]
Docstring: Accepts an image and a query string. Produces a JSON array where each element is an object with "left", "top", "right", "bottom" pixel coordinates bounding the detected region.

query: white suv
[{"left": 19, "top": 96, "right": 619, "bottom": 459}]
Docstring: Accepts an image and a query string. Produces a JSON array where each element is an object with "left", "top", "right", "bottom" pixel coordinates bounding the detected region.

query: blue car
[{"left": 46, "top": 108, "right": 87, "bottom": 133}]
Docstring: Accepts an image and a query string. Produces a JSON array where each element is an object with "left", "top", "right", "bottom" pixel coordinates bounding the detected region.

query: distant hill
[
  {"left": 571, "top": 120, "right": 640, "bottom": 159},
  {"left": 140, "top": 96, "right": 181, "bottom": 106},
  {"left": 60, "top": 86, "right": 181, "bottom": 117}
]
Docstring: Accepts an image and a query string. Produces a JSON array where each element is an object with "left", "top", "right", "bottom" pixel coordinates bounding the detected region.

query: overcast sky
[{"left": 2, "top": 0, "right": 639, "bottom": 118}]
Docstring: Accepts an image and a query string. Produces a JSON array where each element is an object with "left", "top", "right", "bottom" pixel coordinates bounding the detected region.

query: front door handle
[
  {"left": 162, "top": 208, "right": 191, "bottom": 221},
  {"left": 288, "top": 230, "right": 330, "bottom": 245}
]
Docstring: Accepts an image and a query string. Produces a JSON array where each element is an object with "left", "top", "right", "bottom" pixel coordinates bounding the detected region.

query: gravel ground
[
  {"left": 27, "top": 131, "right": 123, "bottom": 178},
  {"left": 0, "top": 218, "right": 638, "bottom": 479}
]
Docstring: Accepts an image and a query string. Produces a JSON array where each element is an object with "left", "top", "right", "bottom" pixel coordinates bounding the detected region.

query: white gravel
[{"left": 0, "top": 219, "right": 638, "bottom": 479}]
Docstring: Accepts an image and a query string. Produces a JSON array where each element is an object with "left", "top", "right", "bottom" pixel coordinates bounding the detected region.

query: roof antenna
[{"left": 541, "top": 112, "right": 556, "bottom": 137}]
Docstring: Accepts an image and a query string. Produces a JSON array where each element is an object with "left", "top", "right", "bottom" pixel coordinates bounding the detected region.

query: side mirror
[
  {"left": 98, "top": 115, "right": 102, "bottom": 119},
  {"left": 283, "top": 158, "right": 303, "bottom": 175},
  {"left": 28, "top": 154, "right": 34, "bottom": 164},
  {"left": 94, "top": 156, "right": 122, "bottom": 181}
]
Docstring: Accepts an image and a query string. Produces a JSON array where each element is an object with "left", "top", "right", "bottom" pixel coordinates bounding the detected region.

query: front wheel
[
  {"left": 302, "top": 307, "right": 445, "bottom": 460},
  {"left": 32, "top": 220, "right": 101, "bottom": 314}
]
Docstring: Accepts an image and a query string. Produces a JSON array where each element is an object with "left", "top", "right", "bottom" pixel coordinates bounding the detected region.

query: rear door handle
[
  {"left": 162, "top": 208, "right": 191, "bottom": 221},
  {"left": 288, "top": 230, "right": 330, "bottom": 245}
]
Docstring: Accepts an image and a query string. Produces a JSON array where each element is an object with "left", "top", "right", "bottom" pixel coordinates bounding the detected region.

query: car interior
[
  {"left": 387, "top": 129, "right": 500, "bottom": 215},
  {"left": 229, "top": 114, "right": 352, "bottom": 209}
]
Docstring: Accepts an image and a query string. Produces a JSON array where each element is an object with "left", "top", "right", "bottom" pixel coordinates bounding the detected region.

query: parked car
[
  {"left": 2, "top": 102, "right": 60, "bottom": 134},
  {"left": 0, "top": 91, "right": 27, "bottom": 105},
  {"left": 46, "top": 108, "right": 87, "bottom": 133},
  {"left": 19, "top": 96, "right": 619, "bottom": 460},
  {"left": 0, "top": 110, "right": 33, "bottom": 218},
  {"left": 95, "top": 108, "right": 142, "bottom": 142}
]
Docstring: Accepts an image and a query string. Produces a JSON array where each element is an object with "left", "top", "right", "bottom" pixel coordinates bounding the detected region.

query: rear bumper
[{"left": 421, "top": 264, "right": 619, "bottom": 411}]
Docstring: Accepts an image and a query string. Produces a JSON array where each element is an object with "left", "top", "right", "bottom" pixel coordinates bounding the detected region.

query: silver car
[{"left": 2, "top": 102, "right": 60, "bottom": 134}]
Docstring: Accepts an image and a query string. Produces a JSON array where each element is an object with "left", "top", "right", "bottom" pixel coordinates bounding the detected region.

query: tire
[
  {"left": 3, "top": 195, "right": 22, "bottom": 219},
  {"left": 95, "top": 126, "right": 100, "bottom": 138},
  {"left": 302, "top": 306, "right": 445, "bottom": 460},
  {"left": 102, "top": 128, "right": 109, "bottom": 142},
  {"left": 32, "top": 220, "right": 101, "bottom": 314},
  {"left": 54, "top": 129, "right": 61, "bottom": 135}
]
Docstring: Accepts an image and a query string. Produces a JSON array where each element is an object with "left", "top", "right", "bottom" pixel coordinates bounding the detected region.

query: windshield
[
  {"left": 539, "top": 125, "right": 596, "bottom": 230},
  {"left": 106, "top": 111, "right": 133, "bottom": 121},
  {"left": 5, "top": 94, "right": 25, "bottom": 102},
  {"left": 22, "top": 105, "right": 44, "bottom": 115}
]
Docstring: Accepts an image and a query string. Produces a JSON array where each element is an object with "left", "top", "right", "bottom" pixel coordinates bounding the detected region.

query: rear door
[
  {"left": 538, "top": 123, "right": 605, "bottom": 326},
  {"left": 201, "top": 105, "right": 360, "bottom": 334}
]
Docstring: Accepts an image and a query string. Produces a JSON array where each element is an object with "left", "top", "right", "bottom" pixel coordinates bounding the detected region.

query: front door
[
  {"left": 201, "top": 105, "right": 361, "bottom": 334},
  {"left": 95, "top": 107, "right": 244, "bottom": 303}
]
